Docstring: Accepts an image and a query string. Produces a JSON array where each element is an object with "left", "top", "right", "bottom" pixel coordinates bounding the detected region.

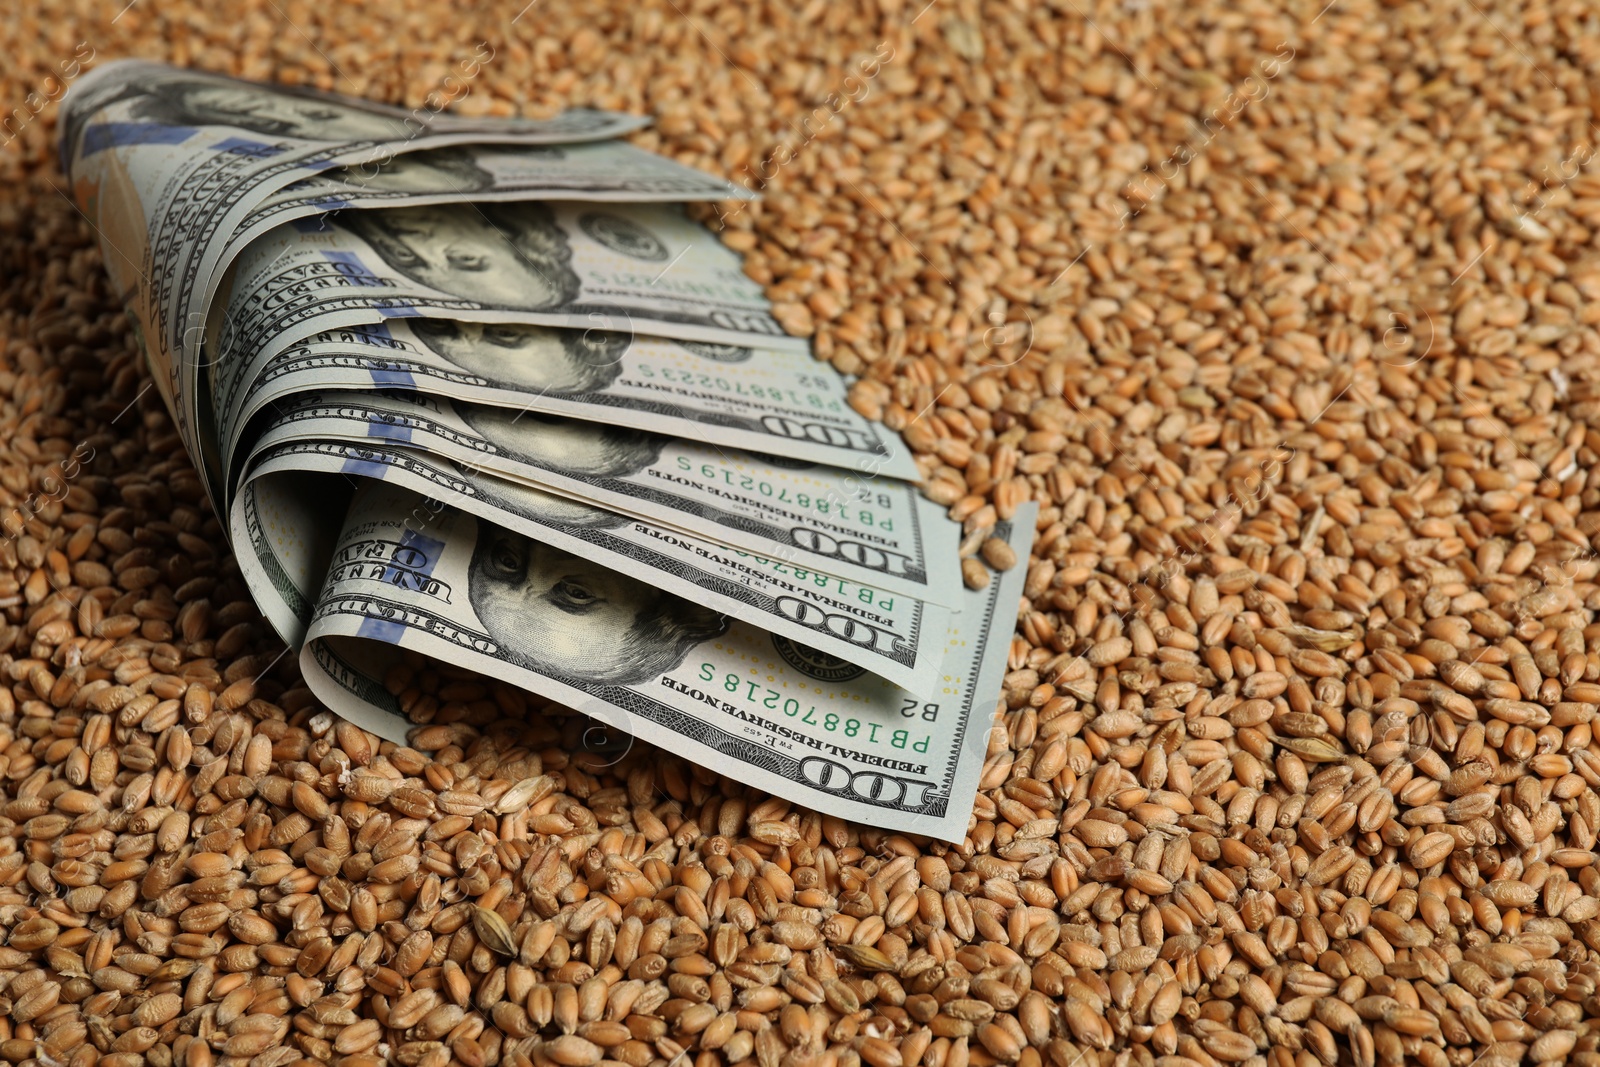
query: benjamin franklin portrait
[
  {"left": 469, "top": 523, "right": 726, "bottom": 685},
  {"left": 458, "top": 407, "right": 662, "bottom": 480},
  {"left": 340, "top": 203, "right": 581, "bottom": 310},
  {"left": 326, "top": 146, "right": 498, "bottom": 196},
  {"left": 412, "top": 320, "right": 630, "bottom": 395}
]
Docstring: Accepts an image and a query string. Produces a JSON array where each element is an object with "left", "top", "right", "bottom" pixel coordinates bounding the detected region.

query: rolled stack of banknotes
[{"left": 62, "top": 61, "right": 1030, "bottom": 841}]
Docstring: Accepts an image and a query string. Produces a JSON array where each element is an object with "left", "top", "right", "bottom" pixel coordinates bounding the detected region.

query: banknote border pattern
[
  {"left": 307, "top": 574, "right": 1008, "bottom": 818},
  {"left": 251, "top": 439, "right": 929, "bottom": 670},
  {"left": 259, "top": 395, "right": 934, "bottom": 586}
]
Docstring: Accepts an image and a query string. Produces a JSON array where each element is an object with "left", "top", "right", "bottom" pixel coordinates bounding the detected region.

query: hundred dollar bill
[
  {"left": 387, "top": 476, "right": 940, "bottom": 694},
  {"left": 208, "top": 200, "right": 803, "bottom": 381},
  {"left": 222, "top": 141, "right": 755, "bottom": 262},
  {"left": 214, "top": 318, "right": 917, "bottom": 482},
  {"left": 248, "top": 390, "right": 964, "bottom": 607},
  {"left": 61, "top": 59, "right": 643, "bottom": 459},
  {"left": 299, "top": 488, "right": 1036, "bottom": 841},
  {"left": 292, "top": 475, "right": 950, "bottom": 692}
]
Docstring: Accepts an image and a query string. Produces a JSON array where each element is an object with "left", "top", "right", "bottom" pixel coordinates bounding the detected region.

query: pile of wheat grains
[{"left": 3, "top": 1, "right": 1600, "bottom": 1067}]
